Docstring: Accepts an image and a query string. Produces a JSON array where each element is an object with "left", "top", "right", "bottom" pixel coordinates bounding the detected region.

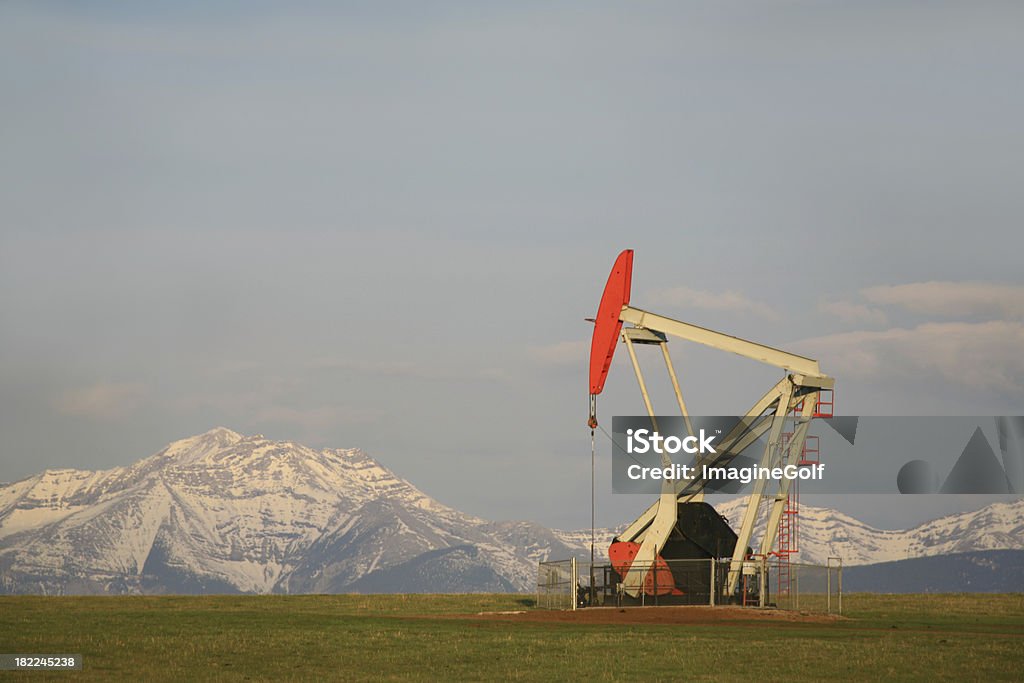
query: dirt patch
[{"left": 446, "top": 605, "right": 842, "bottom": 626}]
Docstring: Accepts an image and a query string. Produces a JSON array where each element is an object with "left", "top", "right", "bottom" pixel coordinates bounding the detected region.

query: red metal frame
[
  {"left": 798, "top": 435, "right": 820, "bottom": 466},
  {"left": 815, "top": 389, "right": 834, "bottom": 418},
  {"left": 791, "top": 389, "right": 834, "bottom": 419}
]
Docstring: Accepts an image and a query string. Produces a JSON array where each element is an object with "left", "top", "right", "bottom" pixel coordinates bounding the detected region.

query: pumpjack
[{"left": 588, "top": 250, "right": 835, "bottom": 602}]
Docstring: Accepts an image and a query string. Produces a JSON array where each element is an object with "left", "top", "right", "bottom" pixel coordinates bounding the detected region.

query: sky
[{"left": 1, "top": 1, "right": 1022, "bottom": 531}]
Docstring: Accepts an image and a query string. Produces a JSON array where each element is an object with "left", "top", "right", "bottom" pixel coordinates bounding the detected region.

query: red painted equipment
[
  {"left": 792, "top": 389, "right": 834, "bottom": 418},
  {"left": 588, "top": 249, "right": 633, "bottom": 397},
  {"left": 608, "top": 541, "right": 681, "bottom": 596}
]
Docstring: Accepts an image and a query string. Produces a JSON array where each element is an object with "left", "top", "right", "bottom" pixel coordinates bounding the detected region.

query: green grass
[{"left": 1, "top": 594, "right": 1022, "bottom": 681}]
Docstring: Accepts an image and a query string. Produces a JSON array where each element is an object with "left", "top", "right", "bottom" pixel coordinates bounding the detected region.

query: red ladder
[{"left": 775, "top": 435, "right": 820, "bottom": 596}]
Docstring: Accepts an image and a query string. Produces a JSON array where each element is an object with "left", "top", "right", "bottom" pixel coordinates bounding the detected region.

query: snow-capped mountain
[
  {"left": 0, "top": 428, "right": 1021, "bottom": 595},
  {"left": 714, "top": 496, "right": 1024, "bottom": 566},
  {"left": 0, "top": 428, "right": 588, "bottom": 595}
]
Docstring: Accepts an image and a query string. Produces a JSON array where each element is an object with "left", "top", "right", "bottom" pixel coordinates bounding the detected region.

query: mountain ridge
[{"left": 1, "top": 428, "right": 1021, "bottom": 595}]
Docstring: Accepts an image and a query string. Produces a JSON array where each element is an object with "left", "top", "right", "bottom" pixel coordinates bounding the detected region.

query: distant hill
[{"left": 841, "top": 550, "right": 1024, "bottom": 593}]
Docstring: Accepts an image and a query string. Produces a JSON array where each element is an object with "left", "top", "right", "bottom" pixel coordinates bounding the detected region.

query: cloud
[
  {"left": 645, "top": 287, "right": 778, "bottom": 319},
  {"left": 795, "top": 321, "right": 1024, "bottom": 393},
  {"left": 528, "top": 340, "right": 588, "bottom": 367},
  {"left": 53, "top": 382, "right": 148, "bottom": 420},
  {"left": 308, "top": 358, "right": 514, "bottom": 384},
  {"left": 174, "top": 389, "right": 385, "bottom": 432},
  {"left": 818, "top": 299, "right": 888, "bottom": 326},
  {"left": 254, "top": 404, "right": 383, "bottom": 428},
  {"left": 861, "top": 282, "right": 1024, "bottom": 319},
  {"left": 308, "top": 358, "right": 443, "bottom": 379},
  {"left": 811, "top": 281, "right": 1024, "bottom": 393},
  {"left": 476, "top": 367, "right": 516, "bottom": 383}
]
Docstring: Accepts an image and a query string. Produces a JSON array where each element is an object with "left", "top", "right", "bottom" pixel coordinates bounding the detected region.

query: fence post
[
  {"left": 709, "top": 558, "right": 716, "bottom": 607},
  {"left": 570, "top": 557, "right": 577, "bottom": 611},
  {"left": 794, "top": 562, "right": 799, "bottom": 610},
  {"left": 826, "top": 556, "right": 843, "bottom": 616},
  {"left": 590, "top": 562, "right": 596, "bottom": 609},
  {"left": 536, "top": 566, "right": 540, "bottom": 610},
  {"left": 758, "top": 557, "right": 766, "bottom": 608}
]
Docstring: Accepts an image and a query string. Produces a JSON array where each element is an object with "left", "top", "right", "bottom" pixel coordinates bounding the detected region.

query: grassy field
[{"left": 1, "top": 593, "right": 1022, "bottom": 681}]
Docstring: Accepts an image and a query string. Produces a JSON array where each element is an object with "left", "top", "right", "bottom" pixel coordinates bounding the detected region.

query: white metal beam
[
  {"left": 619, "top": 334, "right": 678, "bottom": 598},
  {"left": 727, "top": 378, "right": 795, "bottom": 593},
  {"left": 620, "top": 306, "right": 824, "bottom": 378}
]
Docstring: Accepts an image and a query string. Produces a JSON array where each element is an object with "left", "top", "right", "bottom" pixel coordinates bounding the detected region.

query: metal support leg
[
  {"left": 620, "top": 335, "right": 677, "bottom": 597},
  {"left": 660, "top": 343, "right": 702, "bottom": 502},
  {"left": 624, "top": 335, "right": 657, "bottom": 430},
  {"left": 727, "top": 379, "right": 795, "bottom": 594}
]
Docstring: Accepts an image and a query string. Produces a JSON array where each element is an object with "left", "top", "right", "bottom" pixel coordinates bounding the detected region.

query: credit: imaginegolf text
[{"left": 625, "top": 462, "right": 826, "bottom": 485}]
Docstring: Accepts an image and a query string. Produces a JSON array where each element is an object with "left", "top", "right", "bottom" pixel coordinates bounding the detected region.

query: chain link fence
[
  {"left": 536, "top": 559, "right": 577, "bottom": 610},
  {"left": 766, "top": 557, "right": 843, "bottom": 614},
  {"left": 537, "top": 556, "right": 842, "bottom": 614}
]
